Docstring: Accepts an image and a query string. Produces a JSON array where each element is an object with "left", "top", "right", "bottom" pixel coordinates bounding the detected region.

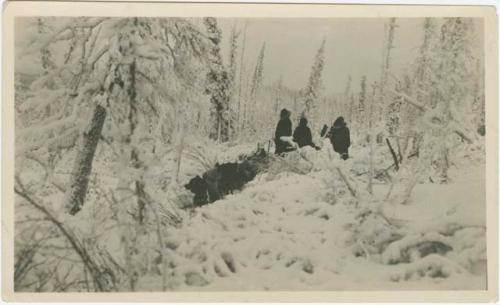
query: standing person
[
  {"left": 329, "top": 116, "right": 351, "bottom": 160},
  {"left": 293, "top": 117, "right": 320, "bottom": 150},
  {"left": 274, "top": 108, "right": 294, "bottom": 155}
]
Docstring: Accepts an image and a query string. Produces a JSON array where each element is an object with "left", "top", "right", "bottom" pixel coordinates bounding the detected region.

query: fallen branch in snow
[
  {"left": 454, "top": 130, "right": 473, "bottom": 144},
  {"left": 358, "top": 163, "right": 395, "bottom": 180},
  {"left": 387, "top": 88, "right": 429, "bottom": 112},
  {"left": 388, "top": 89, "right": 474, "bottom": 145},
  {"left": 335, "top": 167, "right": 357, "bottom": 198},
  {"left": 14, "top": 177, "right": 115, "bottom": 292}
]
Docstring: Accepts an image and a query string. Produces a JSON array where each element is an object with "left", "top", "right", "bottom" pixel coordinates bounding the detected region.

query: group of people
[
  {"left": 186, "top": 108, "right": 351, "bottom": 206},
  {"left": 274, "top": 108, "right": 351, "bottom": 160}
]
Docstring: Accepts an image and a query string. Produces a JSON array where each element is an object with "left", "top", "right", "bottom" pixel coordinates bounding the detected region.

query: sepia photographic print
[{"left": 2, "top": 1, "right": 498, "bottom": 302}]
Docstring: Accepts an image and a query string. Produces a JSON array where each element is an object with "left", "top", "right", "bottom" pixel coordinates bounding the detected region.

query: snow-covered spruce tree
[
  {"left": 367, "top": 81, "right": 377, "bottom": 194},
  {"left": 386, "top": 80, "right": 403, "bottom": 137},
  {"left": 348, "top": 93, "right": 355, "bottom": 131},
  {"left": 303, "top": 39, "right": 326, "bottom": 127},
  {"left": 397, "top": 74, "right": 415, "bottom": 153},
  {"left": 15, "top": 17, "right": 210, "bottom": 291},
  {"left": 16, "top": 18, "right": 111, "bottom": 197},
  {"left": 15, "top": 18, "right": 123, "bottom": 291},
  {"left": 413, "top": 18, "right": 439, "bottom": 108},
  {"left": 227, "top": 24, "right": 240, "bottom": 141},
  {"left": 376, "top": 18, "right": 398, "bottom": 133},
  {"left": 471, "top": 58, "right": 485, "bottom": 136},
  {"left": 236, "top": 21, "right": 248, "bottom": 133},
  {"left": 274, "top": 74, "right": 284, "bottom": 115},
  {"left": 400, "top": 18, "right": 477, "bottom": 184},
  {"left": 37, "top": 18, "right": 56, "bottom": 74},
  {"left": 357, "top": 75, "right": 367, "bottom": 131},
  {"left": 72, "top": 18, "right": 207, "bottom": 217},
  {"left": 394, "top": 18, "right": 439, "bottom": 158},
  {"left": 204, "top": 17, "right": 231, "bottom": 142},
  {"left": 245, "top": 42, "right": 265, "bottom": 133},
  {"left": 343, "top": 75, "right": 352, "bottom": 122},
  {"left": 387, "top": 17, "right": 478, "bottom": 203},
  {"left": 429, "top": 18, "right": 477, "bottom": 181}
]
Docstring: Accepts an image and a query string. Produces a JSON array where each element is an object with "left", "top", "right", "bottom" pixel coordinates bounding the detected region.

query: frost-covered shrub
[
  {"left": 382, "top": 232, "right": 453, "bottom": 264},
  {"left": 390, "top": 254, "right": 467, "bottom": 282},
  {"left": 351, "top": 208, "right": 403, "bottom": 258}
]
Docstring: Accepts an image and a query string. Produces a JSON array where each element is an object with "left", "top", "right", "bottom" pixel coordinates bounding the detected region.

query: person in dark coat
[
  {"left": 293, "top": 117, "right": 320, "bottom": 150},
  {"left": 329, "top": 116, "right": 351, "bottom": 160},
  {"left": 274, "top": 108, "right": 295, "bottom": 155}
]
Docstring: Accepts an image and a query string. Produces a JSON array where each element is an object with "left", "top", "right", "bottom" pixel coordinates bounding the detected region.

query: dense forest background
[{"left": 13, "top": 17, "right": 486, "bottom": 292}]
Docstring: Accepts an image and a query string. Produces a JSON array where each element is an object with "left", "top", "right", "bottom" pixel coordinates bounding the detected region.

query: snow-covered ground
[
  {"left": 14, "top": 138, "right": 486, "bottom": 292},
  {"left": 133, "top": 143, "right": 486, "bottom": 291}
]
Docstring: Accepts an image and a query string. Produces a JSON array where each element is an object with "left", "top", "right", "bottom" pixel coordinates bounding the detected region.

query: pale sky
[
  {"left": 215, "top": 18, "right": 483, "bottom": 94},
  {"left": 16, "top": 17, "right": 483, "bottom": 95}
]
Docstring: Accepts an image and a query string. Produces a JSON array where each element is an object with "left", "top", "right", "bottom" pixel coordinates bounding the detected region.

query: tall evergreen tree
[
  {"left": 358, "top": 75, "right": 367, "bottom": 130},
  {"left": 343, "top": 75, "right": 352, "bottom": 122},
  {"left": 227, "top": 24, "right": 240, "bottom": 140},
  {"left": 274, "top": 74, "right": 283, "bottom": 114},
  {"left": 204, "top": 17, "right": 231, "bottom": 142},
  {"left": 245, "top": 42, "right": 265, "bottom": 132},
  {"left": 377, "top": 18, "right": 398, "bottom": 126},
  {"left": 432, "top": 18, "right": 476, "bottom": 181},
  {"left": 386, "top": 81, "right": 403, "bottom": 136},
  {"left": 237, "top": 21, "right": 248, "bottom": 132},
  {"left": 36, "top": 18, "right": 55, "bottom": 74},
  {"left": 304, "top": 39, "right": 326, "bottom": 125},
  {"left": 16, "top": 17, "right": 210, "bottom": 291},
  {"left": 471, "top": 58, "right": 485, "bottom": 135}
]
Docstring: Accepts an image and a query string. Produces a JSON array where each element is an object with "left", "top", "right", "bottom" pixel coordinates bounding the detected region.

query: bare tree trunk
[
  {"left": 228, "top": 113, "right": 232, "bottom": 141},
  {"left": 336, "top": 167, "right": 357, "bottom": 198},
  {"left": 368, "top": 134, "right": 374, "bottom": 195},
  {"left": 175, "top": 125, "right": 185, "bottom": 183},
  {"left": 136, "top": 179, "right": 147, "bottom": 225},
  {"left": 367, "top": 92, "right": 375, "bottom": 195},
  {"left": 439, "top": 147, "right": 449, "bottom": 183},
  {"left": 126, "top": 59, "right": 148, "bottom": 225},
  {"left": 396, "top": 136, "right": 403, "bottom": 162},
  {"left": 403, "top": 135, "right": 413, "bottom": 159},
  {"left": 386, "top": 138, "right": 399, "bottom": 170},
  {"left": 66, "top": 104, "right": 107, "bottom": 215},
  {"left": 217, "top": 118, "right": 222, "bottom": 143},
  {"left": 111, "top": 185, "right": 138, "bottom": 291}
]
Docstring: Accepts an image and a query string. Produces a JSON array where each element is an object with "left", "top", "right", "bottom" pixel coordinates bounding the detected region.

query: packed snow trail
[{"left": 138, "top": 145, "right": 486, "bottom": 291}]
